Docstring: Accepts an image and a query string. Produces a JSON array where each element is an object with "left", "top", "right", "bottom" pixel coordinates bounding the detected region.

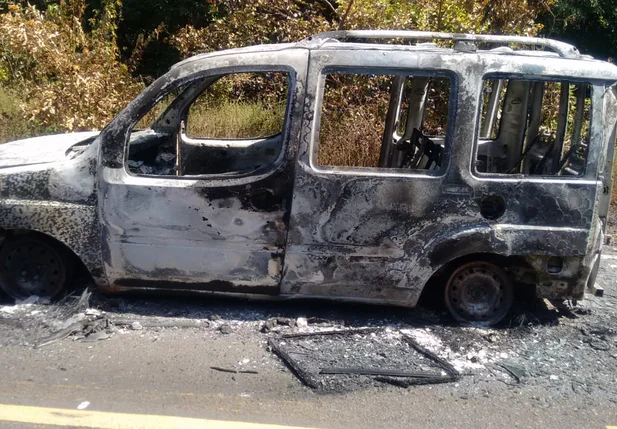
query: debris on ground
[
  {"left": 219, "top": 324, "right": 233, "bottom": 335},
  {"left": 0, "top": 295, "right": 50, "bottom": 315},
  {"left": 268, "top": 328, "right": 460, "bottom": 392},
  {"left": 260, "top": 316, "right": 343, "bottom": 333},
  {"left": 111, "top": 318, "right": 206, "bottom": 329},
  {"left": 35, "top": 321, "right": 86, "bottom": 348},
  {"left": 498, "top": 361, "right": 528, "bottom": 381},
  {"left": 35, "top": 312, "right": 116, "bottom": 348},
  {"left": 1, "top": 252, "right": 617, "bottom": 402},
  {"left": 296, "top": 317, "right": 308, "bottom": 329},
  {"left": 261, "top": 317, "right": 296, "bottom": 333},
  {"left": 210, "top": 366, "right": 259, "bottom": 375}
]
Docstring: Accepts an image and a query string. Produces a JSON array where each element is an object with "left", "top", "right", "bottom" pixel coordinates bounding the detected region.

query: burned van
[{"left": 1, "top": 30, "right": 616, "bottom": 325}]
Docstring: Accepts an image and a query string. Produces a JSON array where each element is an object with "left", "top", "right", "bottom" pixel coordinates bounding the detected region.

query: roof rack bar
[{"left": 305, "top": 30, "right": 579, "bottom": 59}]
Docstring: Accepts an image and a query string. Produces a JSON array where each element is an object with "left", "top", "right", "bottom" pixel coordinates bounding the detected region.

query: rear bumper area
[{"left": 525, "top": 255, "right": 592, "bottom": 301}]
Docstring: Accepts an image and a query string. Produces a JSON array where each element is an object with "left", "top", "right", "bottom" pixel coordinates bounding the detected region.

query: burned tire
[
  {"left": 444, "top": 261, "right": 513, "bottom": 326},
  {"left": 0, "top": 235, "right": 74, "bottom": 300}
]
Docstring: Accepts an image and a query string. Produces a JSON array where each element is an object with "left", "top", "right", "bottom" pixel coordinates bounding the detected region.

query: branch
[
  {"left": 337, "top": 0, "right": 354, "bottom": 31},
  {"left": 480, "top": 0, "right": 495, "bottom": 27},
  {"left": 316, "top": 0, "right": 338, "bottom": 17}
]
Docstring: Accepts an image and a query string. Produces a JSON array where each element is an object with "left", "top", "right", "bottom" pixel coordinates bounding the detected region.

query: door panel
[
  {"left": 101, "top": 168, "right": 289, "bottom": 293},
  {"left": 282, "top": 51, "right": 454, "bottom": 305}
]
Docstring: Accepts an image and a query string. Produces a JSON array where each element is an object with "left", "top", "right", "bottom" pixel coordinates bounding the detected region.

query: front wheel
[
  {"left": 0, "top": 235, "right": 73, "bottom": 300},
  {"left": 444, "top": 261, "right": 513, "bottom": 326}
]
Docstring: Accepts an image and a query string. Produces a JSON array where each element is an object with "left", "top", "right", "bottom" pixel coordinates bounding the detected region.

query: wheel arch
[
  {"left": 417, "top": 225, "right": 539, "bottom": 303},
  {"left": 0, "top": 228, "right": 98, "bottom": 285},
  {"left": 428, "top": 252, "right": 536, "bottom": 282}
]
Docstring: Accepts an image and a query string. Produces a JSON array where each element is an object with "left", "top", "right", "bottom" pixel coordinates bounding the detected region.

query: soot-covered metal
[{"left": 1, "top": 30, "right": 617, "bottom": 324}]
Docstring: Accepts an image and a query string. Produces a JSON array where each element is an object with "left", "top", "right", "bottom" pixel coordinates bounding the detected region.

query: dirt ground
[{"left": 1, "top": 250, "right": 617, "bottom": 412}]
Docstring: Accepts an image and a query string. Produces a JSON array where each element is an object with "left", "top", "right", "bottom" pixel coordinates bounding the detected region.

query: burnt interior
[
  {"left": 127, "top": 71, "right": 289, "bottom": 177},
  {"left": 476, "top": 79, "right": 592, "bottom": 176},
  {"left": 317, "top": 73, "right": 451, "bottom": 172},
  {"left": 127, "top": 131, "right": 283, "bottom": 176},
  {"left": 181, "top": 137, "right": 282, "bottom": 176}
]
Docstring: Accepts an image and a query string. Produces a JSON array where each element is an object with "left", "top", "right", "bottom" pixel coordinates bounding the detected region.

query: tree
[
  {"left": 171, "top": 0, "right": 547, "bottom": 59},
  {"left": 0, "top": 0, "right": 141, "bottom": 130},
  {"left": 538, "top": 0, "right": 617, "bottom": 60}
]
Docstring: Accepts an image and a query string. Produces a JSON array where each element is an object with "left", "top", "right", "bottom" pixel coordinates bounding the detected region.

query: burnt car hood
[{"left": 0, "top": 132, "right": 100, "bottom": 168}]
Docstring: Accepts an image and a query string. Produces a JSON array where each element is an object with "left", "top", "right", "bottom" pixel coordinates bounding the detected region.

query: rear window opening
[
  {"left": 475, "top": 78, "right": 592, "bottom": 176},
  {"left": 316, "top": 72, "right": 452, "bottom": 174}
]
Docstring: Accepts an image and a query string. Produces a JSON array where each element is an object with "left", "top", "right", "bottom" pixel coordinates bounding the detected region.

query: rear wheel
[
  {"left": 0, "top": 235, "right": 73, "bottom": 300},
  {"left": 444, "top": 261, "right": 513, "bottom": 326}
]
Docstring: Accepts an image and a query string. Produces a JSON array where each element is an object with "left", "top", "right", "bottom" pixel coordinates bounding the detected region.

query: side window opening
[
  {"left": 128, "top": 87, "right": 188, "bottom": 176},
  {"left": 476, "top": 78, "right": 592, "bottom": 176},
  {"left": 317, "top": 72, "right": 451, "bottom": 173},
  {"left": 187, "top": 72, "right": 288, "bottom": 139},
  {"left": 127, "top": 71, "right": 290, "bottom": 177}
]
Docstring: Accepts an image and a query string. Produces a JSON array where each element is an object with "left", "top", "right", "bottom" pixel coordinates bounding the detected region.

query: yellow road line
[{"left": 0, "top": 404, "right": 318, "bottom": 429}]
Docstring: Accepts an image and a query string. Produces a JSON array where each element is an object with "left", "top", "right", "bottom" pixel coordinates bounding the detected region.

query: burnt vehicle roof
[{"left": 171, "top": 30, "right": 617, "bottom": 83}]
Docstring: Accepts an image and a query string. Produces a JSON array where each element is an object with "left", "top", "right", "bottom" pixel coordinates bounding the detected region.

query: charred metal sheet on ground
[
  {"left": 269, "top": 328, "right": 459, "bottom": 391},
  {"left": 374, "top": 335, "right": 460, "bottom": 388}
]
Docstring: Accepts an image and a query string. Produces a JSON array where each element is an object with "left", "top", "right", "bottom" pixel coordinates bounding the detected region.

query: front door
[{"left": 99, "top": 49, "right": 308, "bottom": 295}]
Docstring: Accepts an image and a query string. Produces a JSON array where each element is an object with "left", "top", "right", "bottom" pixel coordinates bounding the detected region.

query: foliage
[
  {"left": 0, "top": 0, "right": 569, "bottom": 144},
  {"left": 187, "top": 71, "right": 289, "bottom": 139},
  {"left": 188, "top": 100, "right": 287, "bottom": 140},
  {"left": 537, "top": 0, "right": 617, "bottom": 60},
  {"left": 0, "top": 0, "right": 141, "bottom": 133},
  {"left": 111, "top": 0, "right": 219, "bottom": 78},
  {"left": 0, "top": 85, "right": 47, "bottom": 142},
  {"left": 171, "top": 0, "right": 547, "bottom": 58},
  {"left": 171, "top": 0, "right": 332, "bottom": 56},
  {"left": 319, "top": 104, "right": 385, "bottom": 167},
  {"left": 478, "top": 0, "right": 550, "bottom": 35}
]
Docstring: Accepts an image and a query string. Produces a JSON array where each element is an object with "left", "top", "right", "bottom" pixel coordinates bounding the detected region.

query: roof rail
[{"left": 304, "top": 30, "right": 580, "bottom": 59}]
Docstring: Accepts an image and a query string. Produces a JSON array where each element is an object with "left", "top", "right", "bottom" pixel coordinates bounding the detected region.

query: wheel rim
[
  {"left": 0, "top": 239, "right": 66, "bottom": 299},
  {"left": 445, "top": 261, "right": 513, "bottom": 325}
]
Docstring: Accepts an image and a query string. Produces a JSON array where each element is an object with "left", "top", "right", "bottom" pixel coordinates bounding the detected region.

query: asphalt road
[
  {"left": 1, "top": 333, "right": 615, "bottom": 429},
  {"left": 1, "top": 258, "right": 617, "bottom": 428}
]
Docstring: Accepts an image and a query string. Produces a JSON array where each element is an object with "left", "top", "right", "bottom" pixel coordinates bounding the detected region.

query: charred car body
[{"left": 1, "top": 30, "right": 616, "bottom": 325}]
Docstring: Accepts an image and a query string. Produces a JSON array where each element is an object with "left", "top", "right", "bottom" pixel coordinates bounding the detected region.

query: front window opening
[
  {"left": 126, "top": 71, "right": 290, "bottom": 177},
  {"left": 187, "top": 72, "right": 289, "bottom": 139},
  {"left": 317, "top": 72, "right": 451, "bottom": 173},
  {"left": 476, "top": 78, "right": 592, "bottom": 176}
]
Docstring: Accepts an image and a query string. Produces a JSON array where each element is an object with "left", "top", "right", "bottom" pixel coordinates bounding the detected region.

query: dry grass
[
  {"left": 187, "top": 100, "right": 286, "bottom": 139},
  {"left": 318, "top": 106, "right": 384, "bottom": 167},
  {"left": 317, "top": 73, "right": 390, "bottom": 167},
  {"left": 0, "top": 86, "right": 48, "bottom": 144}
]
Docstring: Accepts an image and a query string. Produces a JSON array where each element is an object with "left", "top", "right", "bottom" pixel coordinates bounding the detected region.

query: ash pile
[{"left": 0, "top": 291, "right": 120, "bottom": 347}]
